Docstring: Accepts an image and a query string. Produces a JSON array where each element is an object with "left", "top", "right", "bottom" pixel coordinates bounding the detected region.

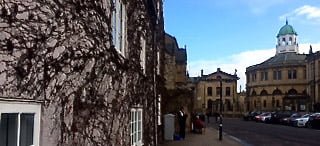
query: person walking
[{"left": 178, "top": 106, "right": 187, "bottom": 139}]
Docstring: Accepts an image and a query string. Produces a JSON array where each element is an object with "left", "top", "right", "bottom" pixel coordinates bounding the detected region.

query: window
[
  {"left": 282, "top": 38, "right": 286, "bottom": 46},
  {"left": 272, "top": 97, "right": 275, "bottom": 107},
  {"left": 273, "top": 70, "right": 282, "bottom": 80},
  {"left": 260, "top": 90, "right": 268, "bottom": 96},
  {"left": 288, "top": 89, "right": 298, "bottom": 95},
  {"left": 276, "top": 100, "right": 280, "bottom": 107},
  {"left": 112, "top": 0, "right": 127, "bottom": 55},
  {"left": 263, "top": 100, "right": 266, "bottom": 108},
  {"left": 252, "top": 72, "right": 257, "bottom": 82},
  {"left": 289, "top": 37, "right": 292, "bottom": 45},
  {"left": 140, "top": 37, "right": 146, "bottom": 74},
  {"left": 207, "top": 87, "right": 212, "bottom": 96},
  {"left": 272, "top": 89, "right": 282, "bottom": 95},
  {"left": 216, "top": 87, "right": 221, "bottom": 96},
  {"left": 252, "top": 90, "right": 256, "bottom": 96},
  {"left": 261, "top": 71, "right": 268, "bottom": 81},
  {"left": 157, "top": 95, "right": 161, "bottom": 126},
  {"left": 288, "top": 69, "right": 297, "bottom": 79},
  {"left": 226, "top": 87, "right": 231, "bottom": 96},
  {"left": 130, "top": 108, "right": 143, "bottom": 146},
  {"left": 0, "top": 102, "right": 41, "bottom": 146}
]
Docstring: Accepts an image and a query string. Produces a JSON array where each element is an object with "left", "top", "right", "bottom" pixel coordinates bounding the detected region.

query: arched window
[
  {"left": 289, "top": 37, "right": 292, "bottom": 45},
  {"left": 260, "top": 90, "right": 268, "bottom": 96},
  {"left": 288, "top": 88, "right": 298, "bottom": 95},
  {"left": 272, "top": 89, "right": 282, "bottom": 95},
  {"left": 252, "top": 90, "right": 257, "bottom": 96},
  {"left": 282, "top": 37, "right": 286, "bottom": 46}
]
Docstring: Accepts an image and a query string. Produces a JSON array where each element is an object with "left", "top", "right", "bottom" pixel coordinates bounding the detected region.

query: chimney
[
  {"left": 201, "top": 69, "right": 203, "bottom": 77},
  {"left": 217, "top": 68, "right": 221, "bottom": 72}
]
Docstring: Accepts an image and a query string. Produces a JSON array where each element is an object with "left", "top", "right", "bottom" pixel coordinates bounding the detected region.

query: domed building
[{"left": 245, "top": 21, "right": 311, "bottom": 112}]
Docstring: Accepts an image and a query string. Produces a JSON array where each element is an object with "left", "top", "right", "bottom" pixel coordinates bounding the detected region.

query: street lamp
[{"left": 217, "top": 76, "right": 223, "bottom": 141}]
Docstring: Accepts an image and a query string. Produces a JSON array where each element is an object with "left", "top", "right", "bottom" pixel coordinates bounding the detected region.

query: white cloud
[
  {"left": 243, "top": 0, "right": 288, "bottom": 15},
  {"left": 188, "top": 43, "right": 320, "bottom": 92},
  {"left": 280, "top": 5, "right": 320, "bottom": 24}
]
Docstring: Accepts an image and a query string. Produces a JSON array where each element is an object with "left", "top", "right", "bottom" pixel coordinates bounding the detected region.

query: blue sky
[{"left": 164, "top": 0, "right": 320, "bottom": 91}]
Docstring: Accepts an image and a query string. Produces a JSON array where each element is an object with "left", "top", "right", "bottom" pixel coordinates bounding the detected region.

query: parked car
[
  {"left": 306, "top": 113, "right": 320, "bottom": 129},
  {"left": 270, "top": 111, "right": 294, "bottom": 124},
  {"left": 286, "top": 113, "right": 303, "bottom": 126},
  {"left": 293, "top": 114, "right": 311, "bottom": 127},
  {"left": 255, "top": 112, "right": 271, "bottom": 122},
  {"left": 243, "top": 111, "right": 262, "bottom": 121},
  {"left": 261, "top": 112, "right": 273, "bottom": 123}
]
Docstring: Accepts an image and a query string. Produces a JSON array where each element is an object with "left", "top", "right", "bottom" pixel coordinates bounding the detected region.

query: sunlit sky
[{"left": 164, "top": 0, "right": 320, "bottom": 91}]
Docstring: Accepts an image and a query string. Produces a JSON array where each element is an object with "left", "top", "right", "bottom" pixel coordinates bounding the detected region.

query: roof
[
  {"left": 175, "top": 48, "right": 187, "bottom": 64},
  {"left": 247, "top": 52, "right": 306, "bottom": 71},
  {"left": 188, "top": 68, "right": 239, "bottom": 84},
  {"left": 277, "top": 20, "right": 297, "bottom": 37},
  {"left": 165, "top": 33, "right": 178, "bottom": 55}
]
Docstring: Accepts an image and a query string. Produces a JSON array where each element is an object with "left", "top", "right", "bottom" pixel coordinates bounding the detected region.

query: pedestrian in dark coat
[{"left": 178, "top": 107, "right": 187, "bottom": 139}]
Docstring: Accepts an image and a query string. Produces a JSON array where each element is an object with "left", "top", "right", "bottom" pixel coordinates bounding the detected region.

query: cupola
[{"left": 276, "top": 20, "right": 299, "bottom": 54}]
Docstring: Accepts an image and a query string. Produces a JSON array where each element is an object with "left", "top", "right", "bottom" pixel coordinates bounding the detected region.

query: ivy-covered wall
[{"left": 0, "top": 0, "right": 164, "bottom": 145}]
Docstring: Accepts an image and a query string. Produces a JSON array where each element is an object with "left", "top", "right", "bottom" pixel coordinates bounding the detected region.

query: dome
[{"left": 277, "top": 20, "right": 297, "bottom": 37}]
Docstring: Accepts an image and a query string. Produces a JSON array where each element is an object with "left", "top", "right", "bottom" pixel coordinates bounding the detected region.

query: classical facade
[
  {"left": 189, "top": 68, "right": 239, "bottom": 113},
  {"left": 246, "top": 21, "right": 311, "bottom": 112},
  {"left": 0, "top": 0, "right": 164, "bottom": 146}
]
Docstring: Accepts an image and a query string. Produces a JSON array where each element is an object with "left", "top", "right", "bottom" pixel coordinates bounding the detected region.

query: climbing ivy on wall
[{"left": 0, "top": 0, "right": 164, "bottom": 145}]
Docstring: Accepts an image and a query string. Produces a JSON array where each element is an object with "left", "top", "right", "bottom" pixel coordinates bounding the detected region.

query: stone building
[
  {"left": 162, "top": 33, "right": 189, "bottom": 112},
  {"left": 189, "top": 68, "right": 239, "bottom": 114},
  {"left": 0, "top": 0, "right": 164, "bottom": 146},
  {"left": 163, "top": 33, "right": 187, "bottom": 90},
  {"left": 162, "top": 33, "right": 192, "bottom": 131},
  {"left": 246, "top": 21, "right": 310, "bottom": 112},
  {"left": 306, "top": 49, "right": 320, "bottom": 112},
  {"left": 235, "top": 90, "right": 246, "bottom": 113}
]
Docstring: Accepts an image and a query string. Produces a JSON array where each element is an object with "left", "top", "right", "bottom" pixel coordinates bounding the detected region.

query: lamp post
[{"left": 217, "top": 76, "right": 223, "bottom": 140}]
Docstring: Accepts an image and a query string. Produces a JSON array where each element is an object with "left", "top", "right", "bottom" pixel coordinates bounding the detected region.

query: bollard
[{"left": 219, "top": 117, "right": 223, "bottom": 140}]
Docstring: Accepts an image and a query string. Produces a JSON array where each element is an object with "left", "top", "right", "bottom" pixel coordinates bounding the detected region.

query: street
[{"left": 211, "top": 118, "right": 320, "bottom": 146}]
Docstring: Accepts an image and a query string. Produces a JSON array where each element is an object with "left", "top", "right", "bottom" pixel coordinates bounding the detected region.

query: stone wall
[{"left": 0, "top": 0, "right": 164, "bottom": 145}]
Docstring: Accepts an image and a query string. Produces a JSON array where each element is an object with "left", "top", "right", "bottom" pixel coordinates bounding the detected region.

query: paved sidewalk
[{"left": 160, "top": 127, "right": 243, "bottom": 146}]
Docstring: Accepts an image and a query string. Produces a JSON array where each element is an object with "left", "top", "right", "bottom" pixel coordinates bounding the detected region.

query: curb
[{"left": 225, "top": 133, "right": 252, "bottom": 146}]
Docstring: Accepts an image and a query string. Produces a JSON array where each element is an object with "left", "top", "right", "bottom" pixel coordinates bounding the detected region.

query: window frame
[
  {"left": 273, "top": 70, "right": 282, "bottom": 80},
  {"left": 261, "top": 71, "right": 268, "bottom": 81},
  {"left": 207, "top": 87, "right": 212, "bottom": 96},
  {"left": 0, "top": 101, "right": 41, "bottom": 146},
  {"left": 288, "top": 69, "right": 297, "bottom": 79},
  {"left": 216, "top": 87, "right": 221, "bottom": 96},
  {"left": 226, "top": 87, "right": 231, "bottom": 96},
  {"left": 112, "top": 0, "right": 127, "bottom": 56},
  {"left": 130, "top": 107, "right": 143, "bottom": 146},
  {"left": 140, "top": 37, "right": 146, "bottom": 74}
]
